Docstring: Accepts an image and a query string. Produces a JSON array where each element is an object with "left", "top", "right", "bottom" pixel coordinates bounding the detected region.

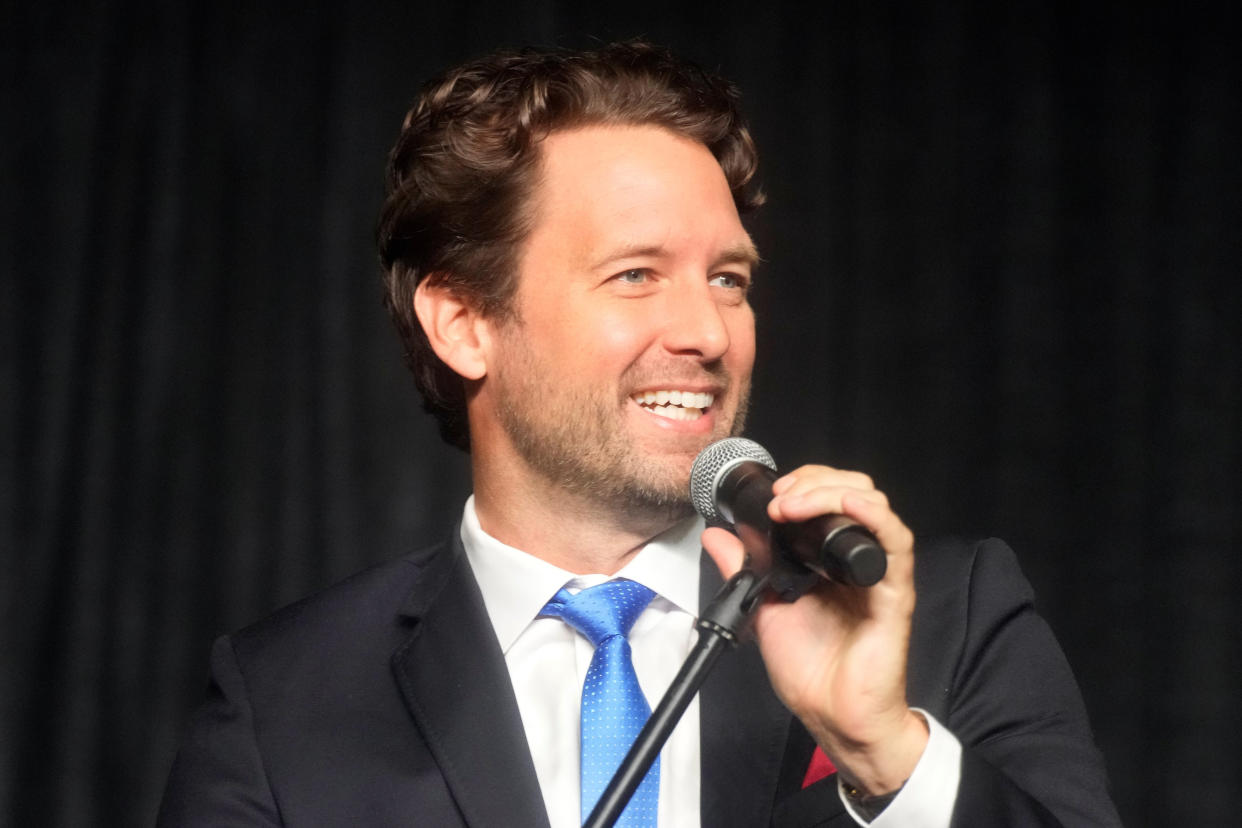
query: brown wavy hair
[{"left": 377, "top": 41, "right": 764, "bottom": 450}]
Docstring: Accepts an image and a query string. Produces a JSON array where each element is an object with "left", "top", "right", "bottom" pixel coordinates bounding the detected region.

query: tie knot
[{"left": 541, "top": 580, "right": 656, "bottom": 648}]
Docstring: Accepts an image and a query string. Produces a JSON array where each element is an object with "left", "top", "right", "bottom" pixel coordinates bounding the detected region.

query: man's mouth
[{"left": 631, "top": 390, "right": 715, "bottom": 422}]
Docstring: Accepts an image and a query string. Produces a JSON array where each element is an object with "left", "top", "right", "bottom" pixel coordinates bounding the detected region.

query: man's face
[{"left": 478, "top": 125, "right": 757, "bottom": 513}]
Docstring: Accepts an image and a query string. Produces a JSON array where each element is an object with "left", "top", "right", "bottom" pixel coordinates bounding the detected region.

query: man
[{"left": 160, "top": 42, "right": 1120, "bottom": 826}]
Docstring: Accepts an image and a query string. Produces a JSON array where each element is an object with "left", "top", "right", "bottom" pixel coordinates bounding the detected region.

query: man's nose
[{"left": 660, "top": 280, "right": 731, "bottom": 362}]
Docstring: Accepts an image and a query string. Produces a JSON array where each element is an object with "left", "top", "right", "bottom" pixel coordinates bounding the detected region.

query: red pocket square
[{"left": 801, "top": 747, "right": 837, "bottom": 788}]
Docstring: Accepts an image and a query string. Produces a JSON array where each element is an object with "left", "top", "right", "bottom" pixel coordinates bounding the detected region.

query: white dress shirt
[
  {"left": 462, "top": 497, "right": 703, "bottom": 828},
  {"left": 458, "top": 497, "right": 960, "bottom": 827}
]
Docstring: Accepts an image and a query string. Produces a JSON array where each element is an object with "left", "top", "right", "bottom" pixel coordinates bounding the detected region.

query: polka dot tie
[{"left": 541, "top": 579, "right": 660, "bottom": 827}]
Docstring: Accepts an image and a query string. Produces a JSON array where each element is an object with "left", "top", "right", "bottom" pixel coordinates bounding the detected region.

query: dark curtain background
[{"left": 6, "top": 1, "right": 1239, "bottom": 825}]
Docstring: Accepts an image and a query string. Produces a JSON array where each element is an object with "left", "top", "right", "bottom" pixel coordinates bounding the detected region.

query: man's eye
[
  {"left": 615, "top": 269, "right": 649, "bottom": 284},
  {"left": 709, "top": 272, "right": 746, "bottom": 289}
]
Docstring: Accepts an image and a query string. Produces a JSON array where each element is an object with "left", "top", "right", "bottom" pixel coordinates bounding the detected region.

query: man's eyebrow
[
  {"left": 589, "top": 244, "right": 665, "bottom": 271},
  {"left": 589, "top": 241, "right": 761, "bottom": 271},
  {"left": 714, "top": 241, "right": 761, "bottom": 270}
]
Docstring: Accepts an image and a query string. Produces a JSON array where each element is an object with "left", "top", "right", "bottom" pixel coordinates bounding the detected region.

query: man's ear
[{"left": 413, "top": 278, "right": 492, "bottom": 381}]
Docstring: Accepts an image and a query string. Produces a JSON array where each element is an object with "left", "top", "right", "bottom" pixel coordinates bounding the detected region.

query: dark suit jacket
[{"left": 159, "top": 535, "right": 1120, "bottom": 826}]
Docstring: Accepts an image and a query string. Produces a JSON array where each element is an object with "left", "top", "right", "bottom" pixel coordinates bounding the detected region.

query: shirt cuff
[{"left": 837, "top": 708, "right": 961, "bottom": 827}]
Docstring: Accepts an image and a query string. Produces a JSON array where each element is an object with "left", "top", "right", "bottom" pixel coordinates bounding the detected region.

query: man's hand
[{"left": 701, "top": 464, "right": 927, "bottom": 796}]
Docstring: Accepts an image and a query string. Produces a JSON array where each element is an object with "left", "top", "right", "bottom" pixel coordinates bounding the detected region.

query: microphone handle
[
  {"left": 784, "top": 515, "right": 887, "bottom": 587},
  {"left": 718, "top": 461, "right": 887, "bottom": 588}
]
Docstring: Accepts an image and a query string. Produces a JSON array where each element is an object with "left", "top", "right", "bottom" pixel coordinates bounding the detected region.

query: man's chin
[{"left": 614, "top": 456, "right": 698, "bottom": 514}]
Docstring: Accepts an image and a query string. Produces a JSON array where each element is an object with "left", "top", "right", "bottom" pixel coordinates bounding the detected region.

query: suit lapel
[
  {"left": 391, "top": 534, "right": 551, "bottom": 828},
  {"left": 698, "top": 553, "right": 795, "bottom": 826}
]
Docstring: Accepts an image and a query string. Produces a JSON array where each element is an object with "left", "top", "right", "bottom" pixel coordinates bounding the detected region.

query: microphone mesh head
[{"left": 689, "top": 437, "right": 777, "bottom": 521}]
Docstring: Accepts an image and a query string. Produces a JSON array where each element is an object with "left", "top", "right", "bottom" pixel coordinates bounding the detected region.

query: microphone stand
[{"left": 582, "top": 566, "right": 768, "bottom": 828}]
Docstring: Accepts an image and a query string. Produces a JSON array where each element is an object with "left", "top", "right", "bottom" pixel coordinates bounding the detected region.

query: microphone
[{"left": 690, "top": 438, "right": 887, "bottom": 589}]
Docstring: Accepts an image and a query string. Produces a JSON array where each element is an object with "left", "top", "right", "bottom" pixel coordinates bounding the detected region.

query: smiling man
[{"left": 160, "top": 43, "right": 1120, "bottom": 827}]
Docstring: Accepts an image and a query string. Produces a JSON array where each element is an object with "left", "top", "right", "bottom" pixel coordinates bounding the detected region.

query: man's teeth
[{"left": 632, "top": 390, "right": 714, "bottom": 420}]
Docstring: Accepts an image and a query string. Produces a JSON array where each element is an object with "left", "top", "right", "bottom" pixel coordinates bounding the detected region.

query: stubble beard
[{"left": 493, "top": 333, "right": 750, "bottom": 521}]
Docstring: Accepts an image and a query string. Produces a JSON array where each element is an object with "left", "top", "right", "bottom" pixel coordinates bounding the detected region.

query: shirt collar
[{"left": 460, "top": 495, "right": 704, "bottom": 654}]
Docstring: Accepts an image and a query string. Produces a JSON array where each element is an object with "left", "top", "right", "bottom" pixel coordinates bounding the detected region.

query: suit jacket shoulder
[
  {"left": 910, "top": 537, "right": 1120, "bottom": 827},
  {"left": 767, "top": 537, "right": 1119, "bottom": 827},
  {"left": 160, "top": 535, "right": 550, "bottom": 827}
]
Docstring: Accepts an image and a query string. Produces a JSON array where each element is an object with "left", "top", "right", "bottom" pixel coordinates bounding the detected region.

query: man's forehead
[{"left": 528, "top": 125, "right": 753, "bottom": 263}]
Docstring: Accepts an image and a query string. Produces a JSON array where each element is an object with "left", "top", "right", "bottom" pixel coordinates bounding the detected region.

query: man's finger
[{"left": 770, "top": 486, "right": 889, "bottom": 523}]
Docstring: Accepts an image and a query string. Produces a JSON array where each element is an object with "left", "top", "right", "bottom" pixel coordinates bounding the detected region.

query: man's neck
[{"left": 471, "top": 465, "right": 691, "bottom": 576}]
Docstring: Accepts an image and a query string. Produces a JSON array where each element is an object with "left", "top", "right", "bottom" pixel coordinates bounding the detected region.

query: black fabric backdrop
[{"left": 5, "top": 1, "right": 1240, "bottom": 825}]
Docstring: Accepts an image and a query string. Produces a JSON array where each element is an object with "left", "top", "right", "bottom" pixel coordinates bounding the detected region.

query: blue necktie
[{"left": 541, "top": 580, "right": 660, "bottom": 827}]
